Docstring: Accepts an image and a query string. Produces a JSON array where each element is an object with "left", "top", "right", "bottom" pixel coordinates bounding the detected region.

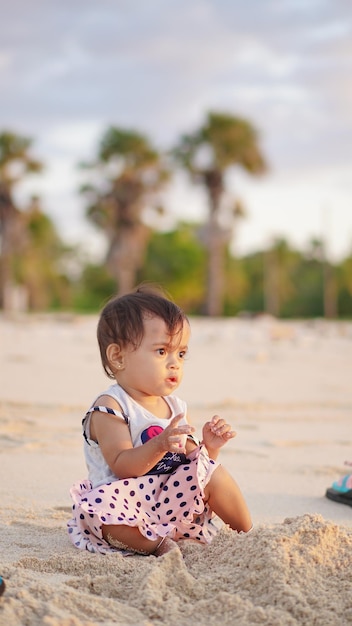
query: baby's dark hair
[{"left": 97, "top": 285, "right": 189, "bottom": 378}]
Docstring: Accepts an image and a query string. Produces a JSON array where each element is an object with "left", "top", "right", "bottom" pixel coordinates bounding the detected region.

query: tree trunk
[
  {"left": 0, "top": 188, "right": 21, "bottom": 310},
  {"left": 204, "top": 170, "right": 225, "bottom": 316},
  {"left": 264, "top": 248, "right": 280, "bottom": 317},
  {"left": 107, "top": 223, "right": 149, "bottom": 295},
  {"left": 323, "top": 260, "right": 337, "bottom": 319},
  {"left": 206, "top": 217, "right": 224, "bottom": 316}
]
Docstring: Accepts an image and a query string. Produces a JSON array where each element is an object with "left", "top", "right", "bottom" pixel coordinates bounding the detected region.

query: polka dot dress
[{"left": 67, "top": 445, "right": 218, "bottom": 554}]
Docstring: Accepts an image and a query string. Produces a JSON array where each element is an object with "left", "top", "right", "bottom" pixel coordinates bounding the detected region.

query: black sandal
[{"left": 326, "top": 487, "right": 352, "bottom": 507}]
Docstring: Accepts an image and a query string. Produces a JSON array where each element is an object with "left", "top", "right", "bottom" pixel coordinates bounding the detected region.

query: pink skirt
[{"left": 67, "top": 445, "right": 219, "bottom": 554}]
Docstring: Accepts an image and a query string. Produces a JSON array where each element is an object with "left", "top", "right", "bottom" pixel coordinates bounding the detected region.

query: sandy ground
[{"left": 0, "top": 313, "right": 351, "bottom": 625}]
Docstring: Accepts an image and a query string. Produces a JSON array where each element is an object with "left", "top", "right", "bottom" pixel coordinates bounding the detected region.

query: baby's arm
[
  {"left": 91, "top": 396, "right": 194, "bottom": 479},
  {"left": 202, "top": 415, "right": 236, "bottom": 460}
]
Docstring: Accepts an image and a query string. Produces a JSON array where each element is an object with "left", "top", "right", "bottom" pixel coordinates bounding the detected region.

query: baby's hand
[
  {"left": 159, "top": 413, "right": 194, "bottom": 453},
  {"left": 202, "top": 415, "right": 236, "bottom": 450}
]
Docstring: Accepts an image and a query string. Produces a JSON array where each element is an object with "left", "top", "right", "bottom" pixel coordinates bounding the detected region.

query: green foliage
[
  {"left": 286, "top": 259, "right": 324, "bottom": 317},
  {"left": 230, "top": 252, "right": 265, "bottom": 315},
  {"left": 15, "top": 199, "right": 72, "bottom": 310},
  {"left": 99, "top": 127, "right": 161, "bottom": 170},
  {"left": 200, "top": 112, "right": 267, "bottom": 173},
  {"left": 336, "top": 254, "right": 352, "bottom": 317},
  {"left": 72, "top": 264, "right": 116, "bottom": 312},
  {"left": 0, "top": 131, "right": 43, "bottom": 185},
  {"left": 2, "top": 125, "right": 352, "bottom": 319},
  {"left": 138, "top": 224, "right": 207, "bottom": 314}
]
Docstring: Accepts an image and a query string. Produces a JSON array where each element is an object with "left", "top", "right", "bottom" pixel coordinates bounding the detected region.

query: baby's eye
[
  {"left": 157, "top": 348, "right": 166, "bottom": 356},
  {"left": 179, "top": 350, "right": 188, "bottom": 359}
]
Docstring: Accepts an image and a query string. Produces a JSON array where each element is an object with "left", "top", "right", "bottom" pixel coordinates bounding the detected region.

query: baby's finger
[
  {"left": 176, "top": 424, "right": 195, "bottom": 435},
  {"left": 169, "top": 413, "right": 185, "bottom": 428},
  {"left": 210, "top": 419, "right": 227, "bottom": 433},
  {"left": 224, "top": 430, "right": 236, "bottom": 440},
  {"left": 169, "top": 434, "right": 187, "bottom": 449}
]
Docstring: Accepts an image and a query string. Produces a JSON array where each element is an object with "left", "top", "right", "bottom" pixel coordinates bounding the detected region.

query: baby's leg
[
  {"left": 102, "top": 524, "right": 178, "bottom": 556},
  {"left": 204, "top": 465, "right": 252, "bottom": 532}
]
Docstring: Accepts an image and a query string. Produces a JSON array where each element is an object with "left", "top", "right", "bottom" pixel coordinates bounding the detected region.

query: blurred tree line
[{"left": 0, "top": 120, "right": 351, "bottom": 318}]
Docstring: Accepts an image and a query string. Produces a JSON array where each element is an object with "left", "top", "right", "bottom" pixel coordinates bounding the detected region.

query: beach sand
[{"left": 0, "top": 314, "right": 351, "bottom": 625}]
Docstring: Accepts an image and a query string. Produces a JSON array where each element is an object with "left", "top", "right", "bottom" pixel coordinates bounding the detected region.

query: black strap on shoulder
[{"left": 82, "top": 405, "right": 129, "bottom": 445}]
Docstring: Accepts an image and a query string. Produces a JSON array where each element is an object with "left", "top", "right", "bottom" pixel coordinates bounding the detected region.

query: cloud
[{"left": 1, "top": 0, "right": 352, "bottom": 260}]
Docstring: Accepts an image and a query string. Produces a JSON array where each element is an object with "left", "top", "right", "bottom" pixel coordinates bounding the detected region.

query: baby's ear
[{"left": 106, "top": 343, "right": 125, "bottom": 371}]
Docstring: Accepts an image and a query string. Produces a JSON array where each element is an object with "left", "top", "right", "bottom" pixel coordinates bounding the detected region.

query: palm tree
[
  {"left": 0, "top": 131, "right": 43, "bottom": 310},
  {"left": 173, "top": 112, "right": 267, "bottom": 315},
  {"left": 81, "top": 127, "right": 170, "bottom": 295},
  {"left": 264, "top": 238, "right": 301, "bottom": 317},
  {"left": 18, "top": 195, "right": 70, "bottom": 310}
]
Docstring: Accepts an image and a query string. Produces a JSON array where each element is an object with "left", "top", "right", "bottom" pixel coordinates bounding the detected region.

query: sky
[{"left": 1, "top": 0, "right": 352, "bottom": 262}]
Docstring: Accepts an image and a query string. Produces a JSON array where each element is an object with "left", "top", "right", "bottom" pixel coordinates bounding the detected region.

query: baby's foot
[{"left": 154, "top": 536, "right": 180, "bottom": 557}]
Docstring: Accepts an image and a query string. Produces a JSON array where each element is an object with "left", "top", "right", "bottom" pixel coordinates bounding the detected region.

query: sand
[{"left": 0, "top": 313, "right": 351, "bottom": 625}]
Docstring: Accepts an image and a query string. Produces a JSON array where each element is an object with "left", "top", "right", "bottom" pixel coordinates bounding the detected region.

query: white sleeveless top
[{"left": 82, "top": 383, "right": 189, "bottom": 488}]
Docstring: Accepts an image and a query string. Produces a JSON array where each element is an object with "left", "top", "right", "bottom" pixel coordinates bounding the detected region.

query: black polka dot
[
  {"left": 186, "top": 475, "right": 192, "bottom": 482},
  {"left": 173, "top": 480, "right": 180, "bottom": 487},
  {"left": 130, "top": 490, "right": 135, "bottom": 497},
  {"left": 164, "top": 497, "right": 170, "bottom": 504},
  {"left": 95, "top": 497, "right": 102, "bottom": 503},
  {"left": 176, "top": 492, "right": 183, "bottom": 498},
  {"left": 180, "top": 501, "right": 187, "bottom": 508},
  {"left": 123, "top": 480, "right": 129, "bottom": 486},
  {"left": 166, "top": 509, "right": 173, "bottom": 516}
]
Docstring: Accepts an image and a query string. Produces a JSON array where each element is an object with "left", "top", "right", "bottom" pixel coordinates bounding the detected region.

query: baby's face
[{"left": 118, "top": 316, "right": 190, "bottom": 399}]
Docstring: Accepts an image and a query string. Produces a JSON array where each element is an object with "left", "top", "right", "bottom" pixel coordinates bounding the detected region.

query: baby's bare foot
[{"left": 154, "top": 536, "right": 180, "bottom": 557}]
